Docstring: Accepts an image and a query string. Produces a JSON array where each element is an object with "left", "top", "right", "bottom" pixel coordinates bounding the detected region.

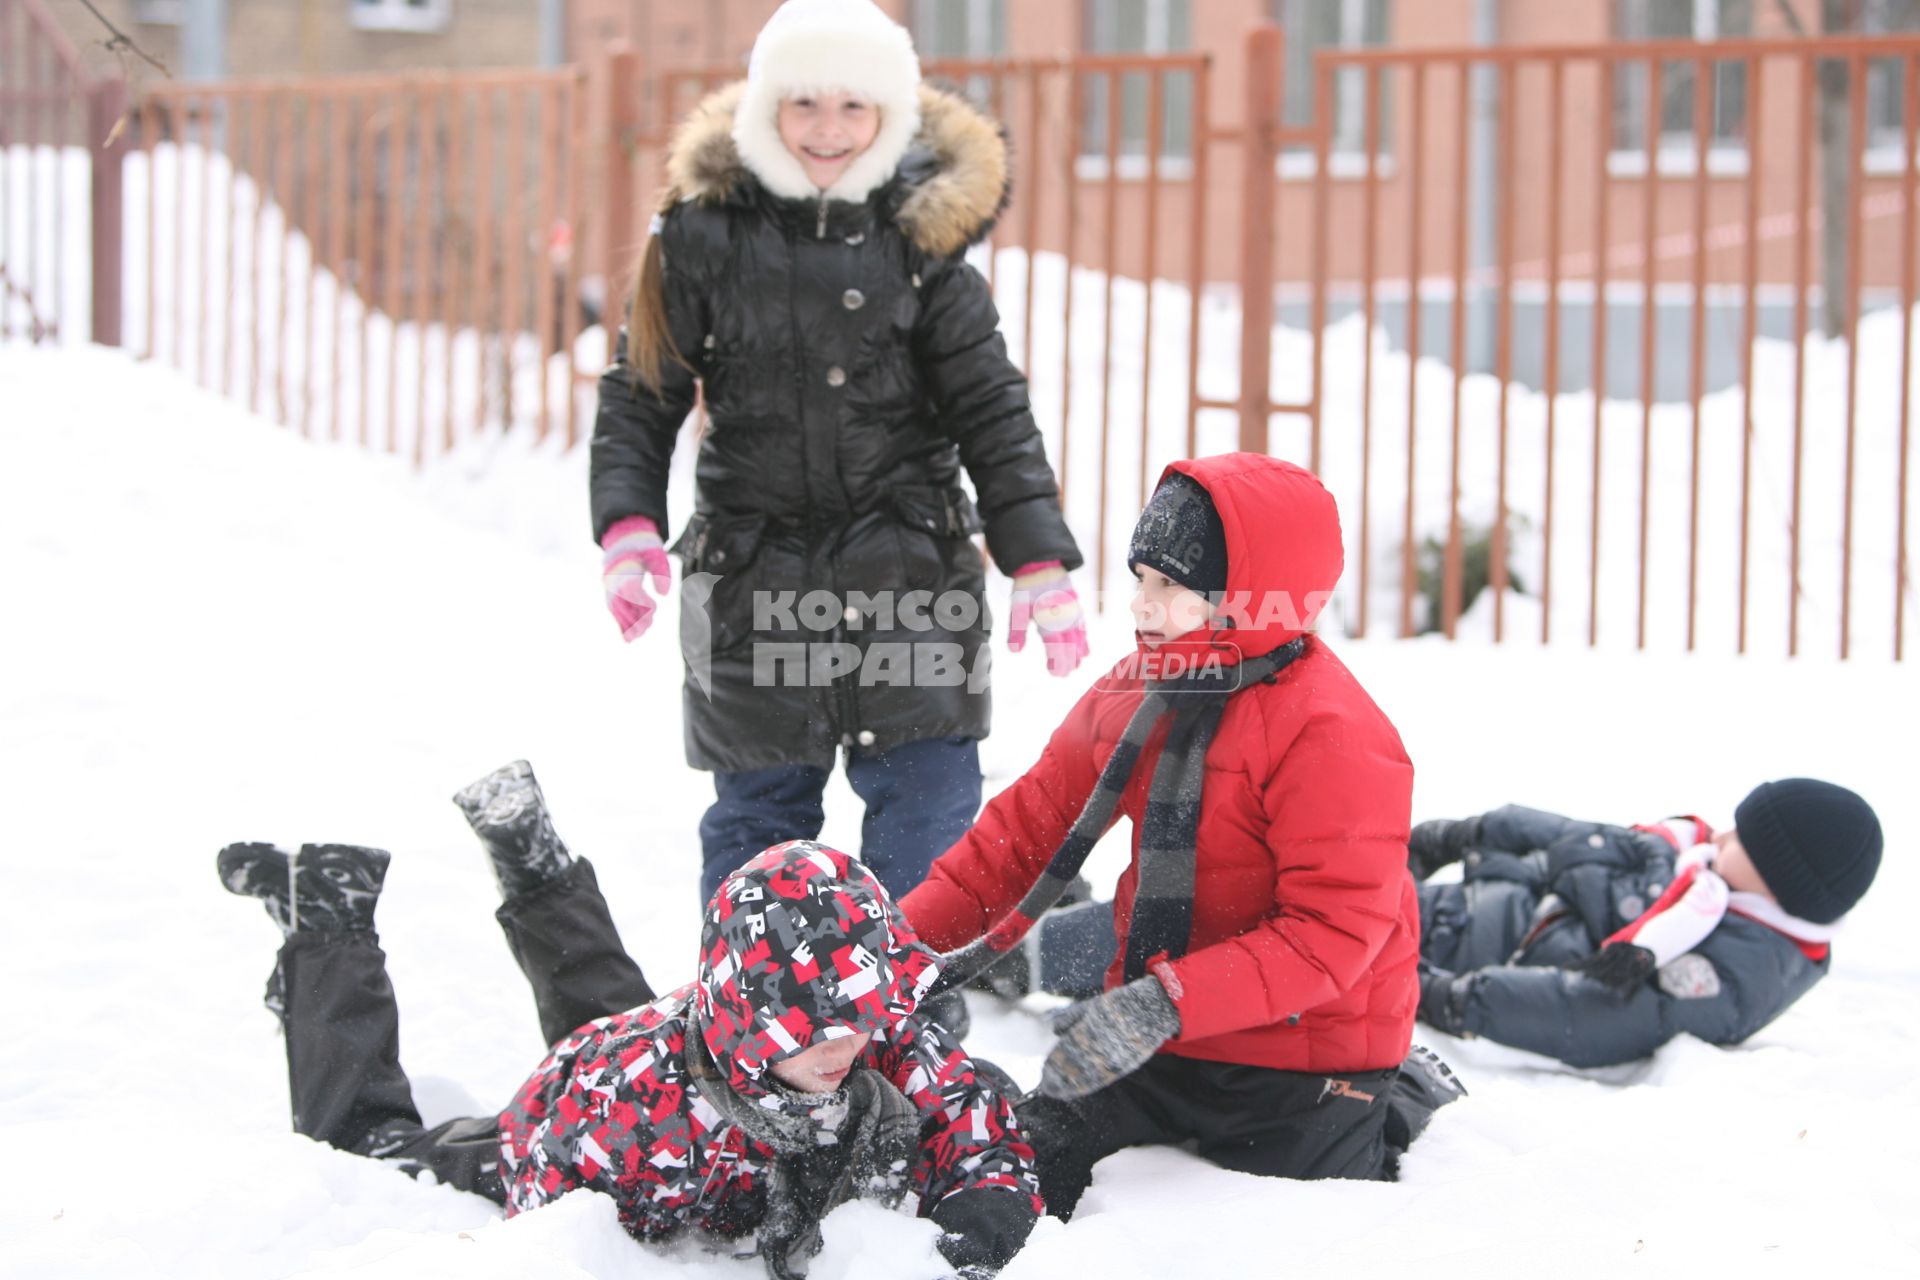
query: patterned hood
[{"left": 695, "top": 841, "right": 940, "bottom": 1096}]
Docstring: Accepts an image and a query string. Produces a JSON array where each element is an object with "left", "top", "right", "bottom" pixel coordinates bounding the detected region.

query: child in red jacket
[{"left": 902, "top": 453, "right": 1453, "bottom": 1217}]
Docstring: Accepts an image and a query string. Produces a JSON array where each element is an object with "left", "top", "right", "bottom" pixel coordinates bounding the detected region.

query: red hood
[{"left": 1137, "top": 453, "right": 1344, "bottom": 663}]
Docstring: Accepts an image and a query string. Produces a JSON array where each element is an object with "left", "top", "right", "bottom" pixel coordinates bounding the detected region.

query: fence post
[
  {"left": 1238, "top": 25, "right": 1282, "bottom": 455},
  {"left": 88, "top": 77, "right": 131, "bottom": 348},
  {"left": 603, "top": 45, "right": 642, "bottom": 318}
]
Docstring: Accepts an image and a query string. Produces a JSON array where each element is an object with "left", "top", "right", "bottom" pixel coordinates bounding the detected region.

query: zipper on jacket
[{"left": 816, "top": 194, "right": 829, "bottom": 240}]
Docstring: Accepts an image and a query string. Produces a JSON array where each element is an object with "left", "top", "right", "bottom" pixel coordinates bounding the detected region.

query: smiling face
[
  {"left": 776, "top": 91, "right": 881, "bottom": 191},
  {"left": 768, "top": 1030, "right": 872, "bottom": 1094},
  {"left": 1130, "top": 564, "right": 1217, "bottom": 647}
]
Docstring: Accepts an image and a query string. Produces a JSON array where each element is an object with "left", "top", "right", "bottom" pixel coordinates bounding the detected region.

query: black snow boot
[
  {"left": 452, "top": 759, "right": 574, "bottom": 900},
  {"left": 218, "top": 841, "right": 391, "bottom": 1019},
  {"left": 1384, "top": 1043, "right": 1469, "bottom": 1165},
  {"left": 218, "top": 841, "right": 391, "bottom": 934},
  {"left": 1407, "top": 815, "right": 1485, "bottom": 882}
]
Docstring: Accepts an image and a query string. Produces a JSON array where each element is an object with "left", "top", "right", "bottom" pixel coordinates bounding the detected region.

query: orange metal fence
[
  {"left": 0, "top": 0, "right": 127, "bottom": 346},
  {"left": 131, "top": 68, "right": 591, "bottom": 462},
  {"left": 1258, "top": 29, "right": 1920, "bottom": 661},
  {"left": 9, "top": 24, "right": 1914, "bottom": 661}
]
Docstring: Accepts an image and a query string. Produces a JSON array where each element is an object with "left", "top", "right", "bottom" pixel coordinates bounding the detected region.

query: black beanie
[
  {"left": 1733, "top": 778, "right": 1882, "bottom": 924},
  {"left": 1129, "top": 471, "right": 1229, "bottom": 597}
]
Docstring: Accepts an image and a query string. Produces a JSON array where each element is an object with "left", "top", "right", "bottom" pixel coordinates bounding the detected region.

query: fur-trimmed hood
[{"left": 661, "top": 81, "right": 1011, "bottom": 259}]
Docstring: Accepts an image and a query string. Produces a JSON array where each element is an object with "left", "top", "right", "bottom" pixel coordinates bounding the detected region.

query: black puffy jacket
[
  {"left": 590, "top": 84, "right": 1081, "bottom": 772},
  {"left": 1418, "top": 805, "right": 1830, "bottom": 1068}
]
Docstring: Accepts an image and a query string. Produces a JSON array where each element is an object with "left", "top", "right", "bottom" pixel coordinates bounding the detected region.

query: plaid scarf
[{"left": 930, "top": 638, "right": 1306, "bottom": 994}]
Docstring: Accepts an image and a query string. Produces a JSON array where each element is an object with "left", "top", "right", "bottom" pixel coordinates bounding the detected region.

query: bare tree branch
[
  {"left": 1771, "top": 0, "right": 1810, "bottom": 34},
  {"left": 76, "top": 0, "right": 173, "bottom": 78}
]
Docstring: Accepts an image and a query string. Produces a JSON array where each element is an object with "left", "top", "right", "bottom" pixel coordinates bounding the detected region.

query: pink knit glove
[
  {"left": 1007, "top": 560, "right": 1089, "bottom": 678},
  {"left": 600, "top": 515, "right": 671, "bottom": 643}
]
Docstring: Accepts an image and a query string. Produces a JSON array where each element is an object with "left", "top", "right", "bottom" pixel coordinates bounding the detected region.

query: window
[
  {"left": 133, "top": 0, "right": 184, "bottom": 23},
  {"left": 1864, "top": 0, "right": 1920, "bottom": 169},
  {"left": 1611, "top": 0, "right": 1753, "bottom": 169},
  {"left": 1082, "top": 0, "right": 1193, "bottom": 164},
  {"left": 349, "top": 0, "right": 452, "bottom": 34},
  {"left": 1276, "top": 0, "right": 1393, "bottom": 170},
  {"left": 915, "top": 0, "right": 1007, "bottom": 61}
]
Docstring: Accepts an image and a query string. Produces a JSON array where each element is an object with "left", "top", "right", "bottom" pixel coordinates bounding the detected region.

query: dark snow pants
[
  {"left": 1014, "top": 1055, "right": 1399, "bottom": 1219},
  {"left": 281, "top": 858, "right": 654, "bottom": 1198},
  {"left": 1417, "top": 876, "right": 1596, "bottom": 973},
  {"left": 698, "top": 735, "right": 982, "bottom": 905}
]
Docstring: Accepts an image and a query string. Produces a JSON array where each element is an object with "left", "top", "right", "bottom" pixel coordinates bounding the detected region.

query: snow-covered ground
[{"left": 4, "top": 342, "right": 1918, "bottom": 1277}]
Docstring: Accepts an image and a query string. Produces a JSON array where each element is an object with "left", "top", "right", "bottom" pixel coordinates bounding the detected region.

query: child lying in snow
[
  {"left": 217, "top": 761, "right": 1038, "bottom": 1280},
  {"left": 1410, "top": 779, "right": 1882, "bottom": 1067}
]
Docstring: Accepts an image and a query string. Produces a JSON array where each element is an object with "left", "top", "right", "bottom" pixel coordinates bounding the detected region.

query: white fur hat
[{"left": 731, "top": 0, "right": 922, "bottom": 204}]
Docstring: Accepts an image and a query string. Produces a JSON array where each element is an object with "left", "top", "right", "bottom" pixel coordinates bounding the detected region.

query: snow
[{"left": 3, "top": 342, "right": 1918, "bottom": 1278}]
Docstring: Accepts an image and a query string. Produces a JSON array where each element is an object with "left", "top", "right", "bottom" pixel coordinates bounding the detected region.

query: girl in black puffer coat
[{"left": 590, "top": 0, "right": 1085, "bottom": 906}]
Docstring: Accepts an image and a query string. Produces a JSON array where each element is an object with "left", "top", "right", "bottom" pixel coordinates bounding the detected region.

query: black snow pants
[
  {"left": 280, "top": 858, "right": 654, "bottom": 1200},
  {"left": 1013, "top": 1055, "right": 1398, "bottom": 1219}
]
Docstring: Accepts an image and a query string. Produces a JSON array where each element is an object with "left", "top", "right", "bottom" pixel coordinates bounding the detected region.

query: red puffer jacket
[{"left": 902, "top": 453, "right": 1419, "bottom": 1072}]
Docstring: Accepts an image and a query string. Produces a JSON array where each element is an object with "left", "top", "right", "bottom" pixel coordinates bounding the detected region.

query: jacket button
[
  {"left": 843, "top": 605, "right": 861, "bottom": 623},
  {"left": 857, "top": 730, "right": 876, "bottom": 746},
  {"left": 826, "top": 366, "right": 847, "bottom": 387},
  {"left": 846, "top": 231, "right": 866, "bottom": 246},
  {"left": 842, "top": 288, "right": 865, "bottom": 310}
]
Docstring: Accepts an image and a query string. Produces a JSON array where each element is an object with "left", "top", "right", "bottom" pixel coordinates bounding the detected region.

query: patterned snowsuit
[{"left": 279, "top": 844, "right": 1039, "bottom": 1273}]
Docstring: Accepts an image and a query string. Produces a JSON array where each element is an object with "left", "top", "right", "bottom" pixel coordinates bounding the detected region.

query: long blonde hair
[{"left": 624, "top": 230, "right": 691, "bottom": 395}]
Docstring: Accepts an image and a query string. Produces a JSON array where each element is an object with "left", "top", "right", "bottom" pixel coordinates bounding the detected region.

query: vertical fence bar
[
  {"left": 51, "top": 56, "right": 64, "bottom": 341},
  {"left": 502, "top": 86, "right": 529, "bottom": 435},
  {"left": 1401, "top": 61, "right": 1428, "bottom": 639},
  {"left": 220, "top": 93, "right": 238, "bottom": 397},
  {"left": 1589, "top": 58, "right": 1611, "bottom": 648},
  {"left": 25, "top": 33, "right": 38, "bottom": 343},
  {"left": 1443, "top": 62, "right": 1471, "bottom": 639},
  {"left": 1898, "top": 54, "right": 1918, "bottom": 662},
  {"left": 1184, "top": 57, "right": 1211, "bottom": 460},
  {"left": 88, "top": 75, "right": 128, "bottom": 350},
  {"left": 1307, "top": 54, "right": 1333, "bottom": 477},
  {"left": 250, "top": 89, "right": 269, "bottom": 416},
  {"left": 1790, "top": 56, "right": 1814, "bottom": 657},
  {"left": 1137, "top": 68, "right": 1163, "bottom": 510},
  {"left": 301, "top": 96, "right": 323, "bottom": 437},
  {"left": 1841, "top": 53, "right": 1867, "bottom": 660},
  {"left": 536, "top": 81, "right": 559, "bottom": 445},
  {"left": 560, "top": 72, "right": 586, "bottom": 449},
  {"left": 1021, "top": 64, "right": 1041, "bottom": 376},
  {"left": 1542, "top": 57, "right": 1565, "bottom": 645},
  {"left": 413, "top": 84, "right": 438, "bottom": 464},
  {"left": 990, "top": 70, "right": 1006, "bottom": 295},
  {"left": 275, "top": 94, "right": 295, "bottom": 425},
  {"left": 1059, "top": 66, "right": 1082, "bottom": 509},
  {"left": 173, "top": 98, "right": 187, "bottom": 372},
  {"left": 384, "top": 89, "right": 407, "bottom": 453},
  {"left": 442, "top": 86, "right": 464, "bottom": 453},
  {"left": 1096, "top": 70, "right": 1120, "bottom": 589},
  {"left": 1492, "top": 59, "right": 1517, "bottom": 643},
  {"left": 1636, "top": 56, "right": 1661, "bottom": 651},
  {"left": 1, "top": 0, "right": 11, "bottom": 345},
  {"left": 1357, "top": 63, "right": 1382, "bottom": 638},
  {"left": 328, "top": 93, "right": 348, "bottom": 442},
  {"left": 199, "top": 94, "right": 215, "bottom": 386},
  {"left": 1239, "top": 26, "right": 1281, "bottom": 460},
  {"left": 1686, "top": 55, "right": 1711, "bottom": 652},
  {"left": 471, "top": 87, "right": 495, "bottom": 431},
  {"left": 357, "top": 98, "right": 378, "bottom": 445},
  {"left": 1738, "top": 55, "right": 1763, "bottom": 654},
  {"left": 142, "top": 96, "right": 158, "bottom": 360}
]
